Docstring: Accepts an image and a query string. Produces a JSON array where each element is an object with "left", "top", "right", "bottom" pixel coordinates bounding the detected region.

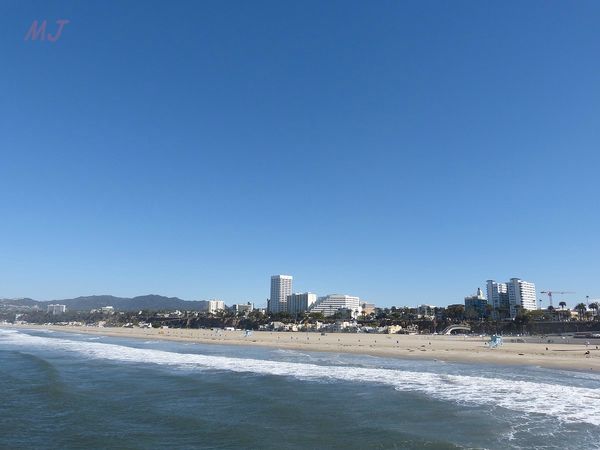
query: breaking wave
[{"left": 2, "top": 329, "right": 599, "bottom": 426}]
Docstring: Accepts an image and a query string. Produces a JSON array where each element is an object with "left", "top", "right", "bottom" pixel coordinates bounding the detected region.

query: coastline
[{"left": 4, "top": 324, "right": 600, "bottom": 372}]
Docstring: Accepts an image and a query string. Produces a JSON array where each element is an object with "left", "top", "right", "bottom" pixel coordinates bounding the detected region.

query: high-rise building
[
  {"left": 487, "top": 278, "right": 537, "bottom": 319},
  {"left": 508, "top": 278, "right": 537, "bottom": 317},
  {"left": 268, "top": 275, "right": 293, "bottom": 313},
  {"left": 465, "top": 288, "right": 488, "bottom": 318},
  {"left": 486, "top": 280, "right": 509, "bottom": 310},
  {"left": 310, "top": 294, "right": 361, "bottom": 318},
  {"left": 286, "top": 292, "right": 317, "bottom": 315}
]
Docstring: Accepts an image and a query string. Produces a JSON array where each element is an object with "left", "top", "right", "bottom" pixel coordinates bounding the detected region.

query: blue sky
[{"left": 1, "top": 1, "right": 599, "bottom": 307}]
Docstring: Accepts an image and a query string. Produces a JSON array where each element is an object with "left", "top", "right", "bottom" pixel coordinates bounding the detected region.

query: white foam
[
  {"left": 4, "top": 330, "right": 600, "bottom": 426},
  {"left": 0, "top": 328, "right": 19, "bottom": 334}
]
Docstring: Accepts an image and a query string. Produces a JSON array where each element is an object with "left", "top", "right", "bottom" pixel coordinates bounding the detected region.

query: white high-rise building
[
  {"left": 487, "top": 278, "right": 537, "bottom": 319},
  {"left": 486, "top": 280, "right": 509, "bottom": 310},
  {"left": 310, "top": 294, "right": 361, "bottom": 318},
  {"left": 268, "top": 275, "right": 293, "bottom": 314},
  {"left": 286, "top": 293, "right": 317, "bottom": 315},
  {"left": 508, "top": 278, "right": 537, "bottom": 317}
]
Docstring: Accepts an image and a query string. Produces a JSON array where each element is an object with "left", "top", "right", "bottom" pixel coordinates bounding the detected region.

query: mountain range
[{"left": 0, "top": 295, "right": 212, "bottom": 311}]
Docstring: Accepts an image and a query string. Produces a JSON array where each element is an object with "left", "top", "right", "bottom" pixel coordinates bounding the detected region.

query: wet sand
[{"left": 6, "top": 324, "right": 600, "bottom": 372}]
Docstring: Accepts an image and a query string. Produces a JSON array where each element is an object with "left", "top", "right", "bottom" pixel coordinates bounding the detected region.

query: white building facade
[
  {"left": 310, "top": 294, "right": 361, "bottom": 318},
  {"left": 508, "top": 278, "right": 537, "bottom": 317},
  {"left": 286, "top": 292, "right": 317, "bottom": 315},
  {"left": 488, "top": 278, "right": 537, "bottom": 318},
  {"left": 232, "top": 302, "right": 254, "bottom": 314},
  {"left": 486, "top": 280, "right": 509, "bottom": 310},
  {"left": 268, "top": 275, "right": 293, "bottom": 314},
  {"left": 205, "top": 300, "right": 225, "bottom": 314},
  {"left": 47, "top": 304, "right": 66, "bottom": 315}
]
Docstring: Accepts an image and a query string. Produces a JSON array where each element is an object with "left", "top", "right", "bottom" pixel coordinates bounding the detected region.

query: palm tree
[
  {"left": 575, "top": 303, "right": 587, "bottom": 320},
  {"left": 559, "top": 301, "right": 567, "bottom": 310},
  {"left": 589, "top": 302, "right": 599, "bottom": 319}
]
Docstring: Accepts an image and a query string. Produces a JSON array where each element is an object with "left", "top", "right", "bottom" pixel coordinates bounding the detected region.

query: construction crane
[{"left": 540, "top": 290, "right": 575, "bottom": 309}]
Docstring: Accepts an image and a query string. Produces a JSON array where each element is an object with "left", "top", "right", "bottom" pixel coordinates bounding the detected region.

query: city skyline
[
  {"left": 2, "top": 272, "right": 592, "bottom": 311},
  {"left": 1, "top": 1, "right": 599, "bottom": 306}
]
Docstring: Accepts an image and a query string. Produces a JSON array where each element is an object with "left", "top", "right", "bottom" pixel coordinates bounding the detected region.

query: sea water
[{"left": 1, "top": 328, "right": 599, "bottom": 449}]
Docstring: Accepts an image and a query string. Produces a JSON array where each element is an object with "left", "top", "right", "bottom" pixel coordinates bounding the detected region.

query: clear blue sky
[{"left": 1, "top": 1, "right": 599, "bottom": 307}]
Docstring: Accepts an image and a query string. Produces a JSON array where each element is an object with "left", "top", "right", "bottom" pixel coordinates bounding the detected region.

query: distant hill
[
  {"left": 2, "top": 295, "right": 211, "bottom": 311},
  {"left": 0, "top": 298, "right": 39, "bottom": 307}
]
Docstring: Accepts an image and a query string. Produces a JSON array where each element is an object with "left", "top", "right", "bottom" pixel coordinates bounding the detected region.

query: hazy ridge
[{"left": 0, "top": 295, "right": 210, "bottom": 311}]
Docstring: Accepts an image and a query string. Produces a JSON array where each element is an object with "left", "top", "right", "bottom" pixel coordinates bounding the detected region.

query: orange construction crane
[{"left": 540, "top": 290, "right": 575, "bottom": 308}]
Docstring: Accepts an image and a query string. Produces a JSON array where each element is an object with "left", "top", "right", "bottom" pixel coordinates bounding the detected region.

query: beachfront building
[
  {"left": 464, "top": 288, "right": 488, "bottom": 319},
  {"left": 47, "top": 304, "right": 66, "bottom": 315},
  {"left": 286, "top": 292, "right": 317, "bottom": 316},
  {"left": 232, "top": 302, "right": 253, "bottom": 314},
  {"left": 486, "top": 280, "right": 509, "bottom": 310},
  {"left": 487, "top": 278, "right": 537, "bottom": 319},
  {"left": 385, "top": 325, "right": 403, "bottom": 334},
  {"left": 416, "top": 304, "right": 436, "bottom": 319},
  {"left": 331, "top": 321, "right": 354, "bottom": 332},
  {"left": 486, "top": 280, "right": 509, "bottom": 319},
  {"left": 268, "top": 275, "right": 293, "bottom": 314},
  {"left": 310, "top": 294, "right": 361, "bottom": 319},
  {"left": 203, "top": 300, "right": 225, "bottom": 314},
  {"left": 508, "top": 278, "right": 537, "bottom": 317}
]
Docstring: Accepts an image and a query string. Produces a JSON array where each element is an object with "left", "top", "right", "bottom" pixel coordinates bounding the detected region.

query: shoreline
[{"left": 4, "top": 324, "right": 600, "bottom": 372}]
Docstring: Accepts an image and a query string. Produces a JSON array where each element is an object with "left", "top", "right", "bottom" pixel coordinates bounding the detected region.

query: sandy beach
[{"left": 5, "top": 324, "right": 600, "bottom": 372}]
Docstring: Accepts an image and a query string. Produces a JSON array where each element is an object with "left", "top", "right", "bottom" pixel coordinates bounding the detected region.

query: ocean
[{"left": 1, "top": 328, "right": 599, "bottom": 449}]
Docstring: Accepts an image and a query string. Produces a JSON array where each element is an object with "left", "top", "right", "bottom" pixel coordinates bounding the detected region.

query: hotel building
[
  {"left": 508, "top": 278, "right": 537, "bottom": 316},
  {"left": 286, "top": 292, "right": 317, "bottom": 315},
  {"left": 487, "top": 278, "right": 537, "bottom": 318},
  {"left": 310, "top": 294, "right": 361, "bottom": 318},
  {"left": 268, "top": 275, "right": 293, "bottom": 314},
  {"left": 486, "top": 281, "right": 508, "bottom": 309}
]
